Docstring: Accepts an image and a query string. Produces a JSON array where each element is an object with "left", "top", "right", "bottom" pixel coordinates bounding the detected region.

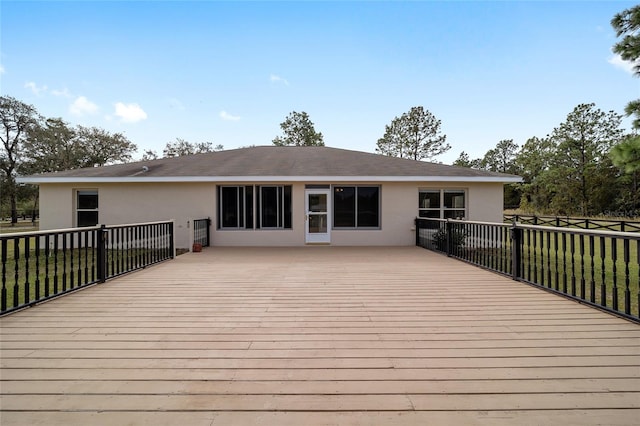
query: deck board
[{"left": 1, "top": 246, "right": 639, "bottom": 425}]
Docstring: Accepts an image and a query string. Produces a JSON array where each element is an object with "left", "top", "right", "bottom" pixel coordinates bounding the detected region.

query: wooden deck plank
[{"left": 1, "top": 246, "right": 638, "bottom": 425}]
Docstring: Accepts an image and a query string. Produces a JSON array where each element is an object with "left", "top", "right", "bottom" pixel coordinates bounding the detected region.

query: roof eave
[{"left": 17, "top": 175, "right": 523, "bottom": 184}]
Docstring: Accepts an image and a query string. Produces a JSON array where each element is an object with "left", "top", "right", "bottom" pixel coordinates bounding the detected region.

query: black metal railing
[
  {"left": 416, "top": 218, "right": 640, "bottom": 323},
  {"left": 193, "top": 218, "right": 211, "bottom": 247},
  {"left": 0, "top": 220, "right": 174, "bottom": 315},
  {"left": 504, "top": 214, "right": 640, "bottom": 233}
]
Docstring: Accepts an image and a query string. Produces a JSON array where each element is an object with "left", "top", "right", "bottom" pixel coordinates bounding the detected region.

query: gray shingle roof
[{"left": 19, "top": 146, "right": 521, "bottom": 182}]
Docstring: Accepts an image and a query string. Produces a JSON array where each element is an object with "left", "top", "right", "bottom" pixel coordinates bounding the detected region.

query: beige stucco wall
[{"left": 38, "top": 181, "right": 505, "bottom": 248}]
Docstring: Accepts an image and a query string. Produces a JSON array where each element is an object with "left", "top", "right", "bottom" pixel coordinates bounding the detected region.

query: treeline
[
  {"left": 453, "top": 103, "right": 640, "bottom": 217},
  {"left": 0, "top": 96, "right": 221, "bottom": 223}
]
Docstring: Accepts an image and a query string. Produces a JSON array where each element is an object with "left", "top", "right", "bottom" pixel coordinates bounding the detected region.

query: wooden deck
[{"left": 1, "top": 246, "right": 639, "bottom": 425}]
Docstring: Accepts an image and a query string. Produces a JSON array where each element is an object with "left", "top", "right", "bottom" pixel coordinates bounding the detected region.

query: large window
[
  {"left": 77, "top": 190, "right": 98, "bottom": 227},
  {"left": 333, "top": 186, "right": 380, "bottom": 229},
  {"left": 218, "top": 185, "right": 291, "bottom": 230},
  {"left": 257, "top": 185, "right": 292, "bottom": 229},
  {"left": 418, "top": 189, "right": 466, "bottom": 219}
]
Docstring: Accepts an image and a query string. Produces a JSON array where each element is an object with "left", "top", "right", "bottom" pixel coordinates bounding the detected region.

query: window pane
[
  {"left": 419, "top": 210, "right": 441, "bottom": 219},
  {"left": 334, "top": 186, "right": 355, "bottom": 227},
  {"left": 357, "top": 187, "right": 379, "bottom": 227},
  {"left": 77, "top": 211, "right": 98, "bottom": 227},
  {"left": 444, "top": 210, "right": 465, "bottom": 219},
  {"left": 221, "top": 187, "right": 239, "bottom": 228},
  {"left": 444, "top": 191, "right": 465, "bottom": 209},
  {"left": 284, "top": 186, "right": 292, "bottom": 229},
  {"left": 245, "top": 186, "right": 253, "bottom": 229},
  {"left": 261, "top": 186, "right": 279, "bottom": 228},
  {"left": 419, "top": 191, "right": 440, "bottom": 209},
  {"left": 78, "top": 191, "right": 98, "bottom": 210}
]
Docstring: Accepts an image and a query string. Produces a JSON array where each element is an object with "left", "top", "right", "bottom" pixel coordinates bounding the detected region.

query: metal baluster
[
  {"left": 84, "top": 230, "right": 89, "bottom": 284},
  {"left": 546, "top": 230, "right": 552, "bottom": 288},
  {"left": 13, "top": 237, "right": 19, "bottom": 307},
  {"left": 623, "top": 238, "right": 630, "bottom": 315},
  {"left": 35, "top": 235, "right": 40, "bottom": 301},
  {"left": 1, "top": 239, "right": 7, "bottom": 311},
  {"left": 600, "top": 237, "right": 606, "bottom": 307},
  {"left": 62, "top": 234, "right": 67, "bottom": 291},
  {"left": 69, "top": 232, "right": 75, "bottom": 289},
  {"left": 562, "top": 233, "right": 567, "bottom": 293},
  {"left": 76, "top": 232, "right": 82, "bottom": 288},
  {"left": 579, "top": 234, "right": 585, "bottom": 300},
  {"left": 526, "top": 229, "right": 531, "bottom": 281},
  {"left": 53, "top": 235, "right": 59, "bottom": 294},
  {"left": 24, "top": 237, "right": 30, "bottom": 304},
  {"left": 91, "top": 231, "right": 96, "bottom": 282},
  {"left": 570, "top": 234, "right": 576, "bottom": 296},
  {"left": 44, "top": 235, "right": 50, "bottom": 297},
  {"left": 611, "top": 237, "right": 618, "bottom": 311},
  {"left": 637, "top": 240, "right": 639, "bottom": 318},
  {"left": 532, "top": 229, "right": 538, "bottom": 284},
  {"left": 589, "top": 235, "right": 595, "bottom": 303},
  {"left": 554, "top": 232, "right": 559, "bottom": 291}
]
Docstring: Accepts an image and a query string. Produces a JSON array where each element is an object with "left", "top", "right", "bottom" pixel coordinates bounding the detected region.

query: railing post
[
  {"left": 446, "top": 219, "right": 452, "bottom": 257},
  {"left": 206, "top": 217, "right": 212, "bottom": 247},
  {"left": 97, "top": 225, "right": 107, "bottom": 283},
  {"left": 415, "top": 218, "right": 420, "bottom": 246},
  {"left": 170, "top": 221, "right": 175, "bottom": 258},
  {"left": 511, "top": 223, "right": 523, "bottom": 281}
]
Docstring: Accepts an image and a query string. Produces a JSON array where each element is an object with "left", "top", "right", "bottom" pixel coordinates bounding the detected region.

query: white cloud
[
  {"left": 608, "top": 53, "right": 638, "bottom": 75},
  {"left": 114, "top": 102, "right": 147, "bottom": 123},
  {"left": 24, "top": 81, "right": 47, "bottom": 95},
  {"left": 219, "top": 110, "right": 241, "bottom": 121},
  {"left": 52, "top": 88, "right": 73, "bottom": 98},
  {"left": 70, "top": 96, "right": 99, "bottom": 116},
  {"left": 270, "top": 74, "right": 289, "bottom": 86}
]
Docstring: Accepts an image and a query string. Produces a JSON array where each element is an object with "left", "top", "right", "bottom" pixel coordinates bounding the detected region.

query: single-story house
[{"left": 18, "top": 146, "right": 521, "bottom": 248}]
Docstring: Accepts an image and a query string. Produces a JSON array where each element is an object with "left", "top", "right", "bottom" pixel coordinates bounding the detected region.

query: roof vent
[{"left": 142, "top": 166, "right": 149, "bottom": 172}]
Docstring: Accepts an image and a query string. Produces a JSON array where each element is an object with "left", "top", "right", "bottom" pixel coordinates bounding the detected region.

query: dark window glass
[
  {"left": 419, "top": 191, "right": 439, "bottom": 209},
  {"left": 357, "top": 187, "right": 379, "bottom": 227},
  {"left": 334, "top": 186, "right": 355, "bottom": 227},
  {"left": 245, "top": 186, "right": 253, "bottom": 229},
  {"left": 77, "top": 191, "right": 98, "bottom": 227},
  {"left": 221, "top": 186, "right": 243, "bottom": 228},
  {"left": 419, "top": 210, "right": 441, "bottom": 219},
  {"left": 77, "top": 211, "right": 98, "bottom": 228},
  {"left": 444, "top": 191, "right": 465, "bottom": 209},
  {"left": 77, "top": 192, "right": 98, "bottom": 210},
  {"left": 261, "top": 186, "right": 279, "bottom": 228},
  {"left": 284, "top": 186, "right": 292, "bottom": 229}
]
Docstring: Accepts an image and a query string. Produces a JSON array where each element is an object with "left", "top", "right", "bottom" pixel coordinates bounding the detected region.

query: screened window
[
  {"left": 418, "top": 189, "right": 466, "bottom": 219},
  {"left": 333, "top": 186, "right": 380, "bottom": 229},
  {"left": 218, "top": 185, "right": 291, "bottom": 230},
  {"left": 77, "top": 190, "right": 98, "bottom": 227},
  {"left": 257, "top": 185, "right": 292, "bottom": 229}
]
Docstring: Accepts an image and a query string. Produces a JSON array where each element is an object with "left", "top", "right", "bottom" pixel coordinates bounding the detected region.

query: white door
[{"left": 305, "top": 189, "right": 331, "bottom": 244}]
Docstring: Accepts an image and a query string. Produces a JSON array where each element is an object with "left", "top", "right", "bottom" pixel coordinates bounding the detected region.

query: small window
[
  {"left": 77, "top": 190, "right": 98, "bottom": 227},
  {"left": 333, "top": 186, "right": 380, "bottom": 229},
  {"left": 219, "top": 186, "right": 247, "bottom": 229},
  {"left": 218, "top": 185, "right": 291, "bottom": 230},
  {"left": 419, "top": 189, "right": 466, "bottom": 219}
]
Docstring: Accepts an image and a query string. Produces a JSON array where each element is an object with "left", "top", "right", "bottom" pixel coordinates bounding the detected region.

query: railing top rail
[
  {"left": 104, "top": 219, "right": 174, "bottom": 230},
  {"left": 504, "top": 214, "right": 640, "bottom": 226},
  {"left": 0, "top": 226, "right": 101, "bottom": 239},
  {"left": 515, "top": 222, "right": 640, "bottom": 239},
  {"left": 418, "top": 216, "right": 640, "bottom": 239}
]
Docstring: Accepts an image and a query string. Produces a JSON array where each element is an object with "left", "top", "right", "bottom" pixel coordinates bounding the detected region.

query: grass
[{"left": 1, "top": 235, "right": 171, "bottom": 313}]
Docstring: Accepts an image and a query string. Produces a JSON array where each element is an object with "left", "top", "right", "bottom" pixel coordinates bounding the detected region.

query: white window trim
[{"left": 418, "top": 188, "right": 467, "bottom": 219}]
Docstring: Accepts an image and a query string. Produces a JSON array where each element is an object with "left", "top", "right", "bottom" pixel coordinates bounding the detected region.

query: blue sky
[{"left": 1, "top": 1, "right": 638, "bottom": 164}]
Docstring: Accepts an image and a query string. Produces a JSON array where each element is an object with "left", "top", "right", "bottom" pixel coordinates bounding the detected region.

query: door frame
[{"left": 305, "top": 188, "right": 331, "bottom": 244}]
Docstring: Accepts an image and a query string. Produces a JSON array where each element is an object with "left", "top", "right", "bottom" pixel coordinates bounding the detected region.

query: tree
[
  {"left": 548, "top": 103, "right": 623, "bottom": 215},
  {"left": 452, "top": 151, "right": 481, "bottom": 168},
  {"left": 162, "top": 138, "right": 222, "bottom": 157},
  {"left": 141, "top": 150, "right": 159, "bottom": 161},
  {"left": 479, "top": 139, "right": 519, "bottom": 174},
  {"left": 0, "top": 96, "right": 42, "bottom": 224},
  {"left": 272, "top": 111, "right": 324, "bottom": 146},
  {"left": 23, "top": 120, "right": 137, "bottom": 172},
  {"left": 376, "top": 106, "right": 449, "bottom": 161},
  {"left": 610, "top": 135, "right": 640, "bottom": 212},
  {"left": 76, "top": 126, "right": 137, "bottom": 167},
  {"left": 611, "top": 5, "right": 640, "bottom": 129}
]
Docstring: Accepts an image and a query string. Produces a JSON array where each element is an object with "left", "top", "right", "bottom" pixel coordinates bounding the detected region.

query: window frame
[
  {"left": 257, "top": 185, "right": 292, "bottom": 230},
  {"left": 76, "top": 189, "right": 99, "bottom": 227},
  {"left": 218, "top": 186, "right": 247, "bottom": 229},
  {"left": 418, "top": 188, "right": 467, "bottom": 219},
  {"left": 218, "top": 185, "right": 292, "bottom": 231},
  {"left": 332, "top": 185, "right": 381, "bottom": 230}
]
